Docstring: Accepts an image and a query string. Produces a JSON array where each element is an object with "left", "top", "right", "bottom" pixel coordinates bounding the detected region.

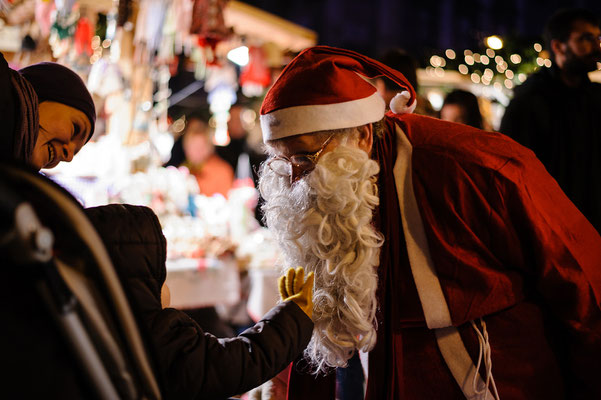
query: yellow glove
[{"left": 278, "top": 266, "right": 314, "bottom": 320}]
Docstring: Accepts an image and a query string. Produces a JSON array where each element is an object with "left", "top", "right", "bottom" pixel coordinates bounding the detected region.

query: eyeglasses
[{"left": 267, "top": 133, "right": 336, "bottom": 182}]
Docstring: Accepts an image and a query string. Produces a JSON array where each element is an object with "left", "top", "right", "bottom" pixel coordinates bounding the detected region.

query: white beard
[{"left": 259, "top": 143, "right": 384, "bottom": 374}]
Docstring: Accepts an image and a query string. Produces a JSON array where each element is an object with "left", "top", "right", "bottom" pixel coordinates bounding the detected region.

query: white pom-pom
[{"left": 390, "top": 91, "right": 417, "bottom": 114}]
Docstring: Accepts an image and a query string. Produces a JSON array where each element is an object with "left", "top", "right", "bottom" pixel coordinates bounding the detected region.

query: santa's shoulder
[{"left": 386, "top": 112, "right": 541, "bottom": 179}]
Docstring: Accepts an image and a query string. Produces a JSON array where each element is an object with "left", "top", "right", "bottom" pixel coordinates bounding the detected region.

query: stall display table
[{"left": 166, "top": 257, "right": 241, "bottom": 309}]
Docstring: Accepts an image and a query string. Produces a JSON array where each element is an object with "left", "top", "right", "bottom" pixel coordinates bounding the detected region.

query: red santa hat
[{"left": 260, "top": 45, "right": 417, "bottom": 142}]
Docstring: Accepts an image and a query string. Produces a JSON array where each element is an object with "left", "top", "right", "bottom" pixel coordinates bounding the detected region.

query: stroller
[{"left": 0, "top": 161, "right": 163, "bottom": 399}]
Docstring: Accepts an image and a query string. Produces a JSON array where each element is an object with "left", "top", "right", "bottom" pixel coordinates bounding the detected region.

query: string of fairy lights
[{"left": 424, "top": 35, "right": 553, "bottom": 91}]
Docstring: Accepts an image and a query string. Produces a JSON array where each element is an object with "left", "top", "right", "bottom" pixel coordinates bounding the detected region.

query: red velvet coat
[{"left": 288, "top": 113, "right": 601, "bottom": 400}]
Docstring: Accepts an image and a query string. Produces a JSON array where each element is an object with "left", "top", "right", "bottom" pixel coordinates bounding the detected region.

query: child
[{"left": 85, "top": 203, "right": 314, "bottom": 399}]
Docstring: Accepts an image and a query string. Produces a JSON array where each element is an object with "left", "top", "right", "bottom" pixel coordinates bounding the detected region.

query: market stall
[{"left": 0, "top": 0, "right": 316, "bottom": 323}]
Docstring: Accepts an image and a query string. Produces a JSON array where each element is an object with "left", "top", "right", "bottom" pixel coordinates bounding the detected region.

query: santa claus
[{"left": 257, "top": 46, "right": 601, "bottom": 400}]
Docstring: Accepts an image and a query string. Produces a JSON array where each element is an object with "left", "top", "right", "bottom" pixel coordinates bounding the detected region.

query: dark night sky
[{"left": 241, "top": 0, "right": 601, "bottom": 64}]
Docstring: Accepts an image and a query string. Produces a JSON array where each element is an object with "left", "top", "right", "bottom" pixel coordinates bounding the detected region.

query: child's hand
[{"left": 278, "top": 267, "right": 314, "bottom": 320}]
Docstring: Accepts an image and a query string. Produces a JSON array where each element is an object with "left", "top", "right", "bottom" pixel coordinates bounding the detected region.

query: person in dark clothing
[
  {"left": 500, "top": 8, "right": 601, "bottom": 232},
  {"left": 84, "top": 204, "right": 314, "bottom": 399},
  {"left": 440, "top": 89, "right": 484, "bottom": 129},
  {"left": 1, "top": 52, "right": 96, "bottom": 170}
]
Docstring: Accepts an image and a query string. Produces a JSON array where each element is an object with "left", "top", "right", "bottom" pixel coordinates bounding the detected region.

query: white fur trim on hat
[
  {"left": 390, "top": 91, "right": 417, "bottom": 115},
  {"left": 261, "top": 92, "right": 386, "bottom": 142}
]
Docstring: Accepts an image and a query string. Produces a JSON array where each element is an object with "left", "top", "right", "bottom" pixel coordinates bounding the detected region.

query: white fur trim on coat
[{"left": 393, "top": 124, "right": 496, "bottom": 400}]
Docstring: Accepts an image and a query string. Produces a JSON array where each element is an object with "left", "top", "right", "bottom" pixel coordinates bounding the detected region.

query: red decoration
[
  {"left": 74, "top": 16, "right": 93, "bottom": 56},
  {"left": 240, "top": 46, "right": 271, "bottom": 89},
  {"left": 190, "top": 0, "right": 231, "bottom": 43}
]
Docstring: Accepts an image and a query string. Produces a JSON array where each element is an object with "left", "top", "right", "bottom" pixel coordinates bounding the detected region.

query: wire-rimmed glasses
[{"left": 267, "top": 132, "right": 336, "bottom": 183}]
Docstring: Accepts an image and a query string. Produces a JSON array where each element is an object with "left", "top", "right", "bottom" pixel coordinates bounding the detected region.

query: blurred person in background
[
  {"left": 375, "top": 48, "right": 437, "bottom": 117},
  {"left": 440, "top": 89, "right": 484, "bottom": 129},
  {"left": 1, "top": 51, "right": 96, "bottom": 170},
  {"left": 216, "top": 101, "right": 268, "bottom": 186},
  {"left": 166, "top": 111, "right": 234, "bottom": 197},
  {"left": 500, "top": 7, "right": 601, "bottom": 232}
]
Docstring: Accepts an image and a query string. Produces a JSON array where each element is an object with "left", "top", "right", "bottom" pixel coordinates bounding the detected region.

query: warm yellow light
[
  {"left": 471, "top": 73, "right": 481, "bottom": 83},
  {"left": 445, "top": 49, "right": 456, "bottom": 59},
  {"left": 504, "top": 79, "right": 514, "bottom": 89},
  {"left": 480, "top": 55, "right": 490, "bottom": 65},
  {"left": 486, "top": 35, "right": 503, "bottom": 50},
  {"left": 91, "top": 36, "right": 101, "bottom": 50},
  {"left": 465, "top": 55, "right": 475, "bottom": 65},
  {"left": 172, "top": 117, "right": 186, "bottom": 133},
  {"left": 458, "top": 64, "right": 469, "bottom": 74},
  {"left": 543, "top": 59, "right": 552, "bottom": 68},
  {"left": 518, "top": 73, "right": 527, "bottom": 83},
  {"left": 464, "top": 49, "right": 473, "bottom": 56},
  {"left": 486, "top": 48, "right": 495, "bottom": 58},
  {"left": 227, "top": 46, "right": 249, "bottom": 66},
  {"left": 510, "top": 54, "right": 522, "bottom": 64},
  {"left": 430, "top": 55, "right": 446, "bottom": 67},
  {"left": 505, "top": 70, "right": 514, "bottom": 79},
  {"left": 534, "top": 43, "right": 542, "bottom": 52},
  {"left": 536, "top": 57, "right": 544, "bottom": 66}
]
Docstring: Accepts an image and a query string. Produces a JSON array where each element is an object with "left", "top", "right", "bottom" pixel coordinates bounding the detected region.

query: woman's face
[{"left": 31, "top": 101, "right": 91, "bottom": 169}]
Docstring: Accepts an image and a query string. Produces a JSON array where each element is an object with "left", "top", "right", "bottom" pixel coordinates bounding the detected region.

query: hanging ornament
[
  {"left": 51, "top": 2, "right": 78, "bottom": 41},
  {"left": 133, "top": 0, "right": 169, "bottom": 57},
  {"left": 35, "top": 0, "right": 55, "bottom": 38},
  {"left": 173, "top": 0, "right": 194, "bottom": 53},
  {"left": 74, "top": 16, "right": 93, "bottom": 56},
  {"left": 117, "top": 0, "right": 132, "bottom": 27},
  {"left": 55, "top": 0, "right": 76, "bottom": 19},
  {"left": 239, "top": 46, "right": 271, "bottom": 97},
  {"left": 190, "top": 0, "right": 232, "bottom": 65},
  {"left": 205, "top": 62, "right": 238, "bottom": 146}
]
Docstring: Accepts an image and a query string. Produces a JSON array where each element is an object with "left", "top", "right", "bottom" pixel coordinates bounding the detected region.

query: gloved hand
[{"left": 278, "top": 266, "right": 314, "bottom": 320}]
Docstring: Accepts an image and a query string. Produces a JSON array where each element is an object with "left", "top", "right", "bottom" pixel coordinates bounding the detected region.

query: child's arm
[
  {"left": 150, "top": 299, "right": 312, "bottom": 399},
  {"left": 150, "top": 267, "right": 313, "bottom": 399}
]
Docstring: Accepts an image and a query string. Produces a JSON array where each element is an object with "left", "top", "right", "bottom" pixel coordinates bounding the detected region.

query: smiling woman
[
  {"left": 1, "top": 52, "right": 96, "bottom": 170},
  {"left": 31, "top": 102, "right": 91, "bottom": 169}
]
